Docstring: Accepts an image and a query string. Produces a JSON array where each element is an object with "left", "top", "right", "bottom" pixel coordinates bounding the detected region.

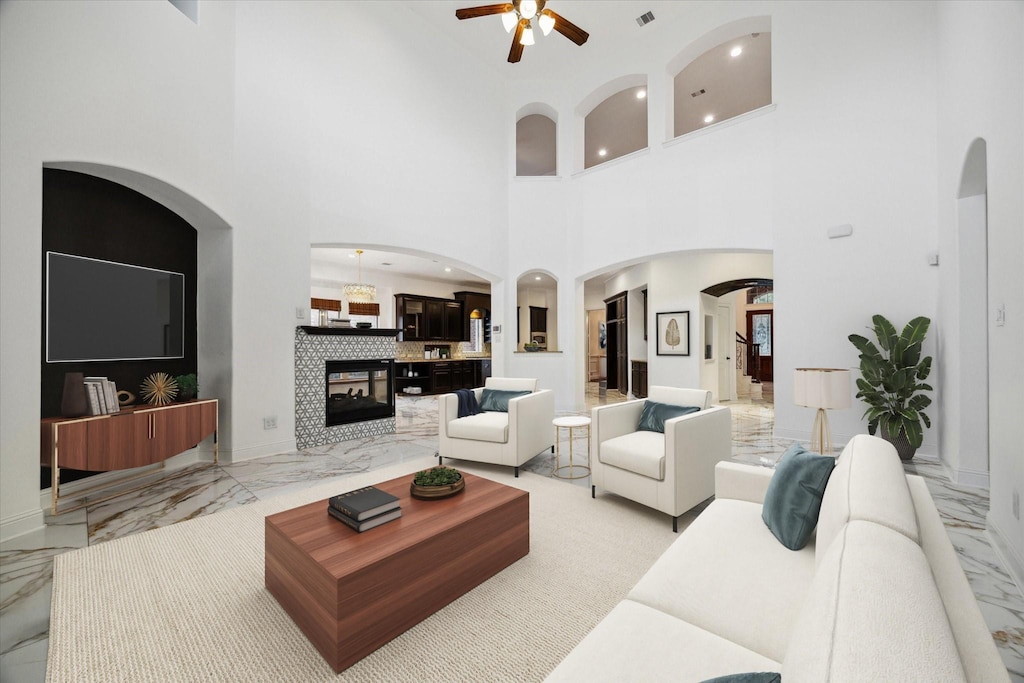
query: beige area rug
[{"left": 47, "top": 457, "right": 685, "bottom": 682}]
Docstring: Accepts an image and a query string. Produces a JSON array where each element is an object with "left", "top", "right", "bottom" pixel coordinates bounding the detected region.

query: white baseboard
[
  {"left": 773, "top": 428, "right": 938, "bottom": 460},
  {"left": 986, "top": 514, "right": 1024, "bottom": 599},
  {"left": 953, "top": 465, "right": 990, "bottom": 490},
  {"left": 220, "top": 437, "right": 297, "bottom": 464},
  {"left": 0, "top": 507, "right": 45, "bottom": 543}
]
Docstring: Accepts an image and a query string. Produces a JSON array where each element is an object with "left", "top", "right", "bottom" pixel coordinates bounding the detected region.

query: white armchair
[
  {"left": 591, "top": 386, "right": 732, "bottom": 531},
  {"left": 438, "top": 377, "right": 555, "bottom": 477}
]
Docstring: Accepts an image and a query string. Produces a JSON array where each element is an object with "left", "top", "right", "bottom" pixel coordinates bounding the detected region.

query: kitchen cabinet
[
  {"left": 394, "top": 360, "right": 487, "bottom": 395},
  {"left": 395, "top": 294, "right": 464, "bottom": 341},
  {"left": 431, "top": 362, "right": 452, "bottom": 393},
  {"left": 454, "top": 291, "right": 491, "bottom": 342},
  {"left": 529, "top": 306, "right": 547, "bottom": 333}
]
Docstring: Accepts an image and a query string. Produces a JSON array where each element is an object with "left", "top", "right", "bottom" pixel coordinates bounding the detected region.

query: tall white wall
[
  {"left": 0, "top": 0, "right": 507, "bottom": 538},
  {"left": 936, "top": 1, "right": 1024, "bottom": 590}
]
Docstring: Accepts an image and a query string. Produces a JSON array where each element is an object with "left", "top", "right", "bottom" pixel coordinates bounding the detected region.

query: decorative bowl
[{"left": 410, "top": 476, "right": 464, "bottom": 500}]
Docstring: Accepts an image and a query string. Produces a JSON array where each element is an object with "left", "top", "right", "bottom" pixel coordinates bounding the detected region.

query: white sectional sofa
[{"left": 546, "top": 434, "right": 1009, "bottom": 682}]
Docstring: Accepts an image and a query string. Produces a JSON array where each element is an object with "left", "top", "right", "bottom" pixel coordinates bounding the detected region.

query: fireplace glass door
[{"left": 325, "top": 359, "right": 395, "bottom": 426}]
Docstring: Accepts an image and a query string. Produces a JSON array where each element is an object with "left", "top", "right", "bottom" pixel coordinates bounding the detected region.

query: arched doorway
[
  {"left": 702, "top": 278, "right": 773, "bottom": 402},
  {"left": 955, "top": 138, "right": 989, "bottom": 481}
]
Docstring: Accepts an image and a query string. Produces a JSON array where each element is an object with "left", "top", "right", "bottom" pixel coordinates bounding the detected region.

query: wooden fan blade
[
  {"left": 455, "top": 3, "right": 513, "bottom": 20},
  {"left": 508, "top": 20, "right": 525, "bottom": 63},
  {"left": 548, "top": 10, "right": 589, "bottom": 46}
]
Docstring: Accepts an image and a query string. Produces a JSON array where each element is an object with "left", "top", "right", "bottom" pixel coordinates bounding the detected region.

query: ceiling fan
[{"left": 455, "top": 0, "right": 589, "bottom": 64}]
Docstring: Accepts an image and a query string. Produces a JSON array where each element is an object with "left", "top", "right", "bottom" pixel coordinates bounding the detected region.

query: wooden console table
[{"left": 40, "top": 398, "right": 218, "bottom": 514}]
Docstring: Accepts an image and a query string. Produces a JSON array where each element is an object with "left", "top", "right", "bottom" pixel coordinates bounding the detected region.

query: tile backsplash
[{"left": 396, "top": 341, "right": 491, "bottom": 361}]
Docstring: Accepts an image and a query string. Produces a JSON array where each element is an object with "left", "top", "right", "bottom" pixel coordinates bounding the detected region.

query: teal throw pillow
[
  {"left": 479, "top": 389, "right": 531, "bottom": 412},
  {"left": 637, "top": 400, "right": 700, "bottom": 433},
  {"left": 761, "top": 444, "right": 835, "bottom": 551},
  {"left": 701, "top": 674, "right": 781, "bottom": 683}
]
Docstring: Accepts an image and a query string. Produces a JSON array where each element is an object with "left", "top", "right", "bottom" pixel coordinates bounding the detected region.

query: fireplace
[{"left": 325, "top": 359, "right": 395, "bottom": 427}]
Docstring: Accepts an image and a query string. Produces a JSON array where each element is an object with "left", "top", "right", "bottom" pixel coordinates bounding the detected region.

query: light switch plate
[
  {"left": 296, "top": 307, "right": 306, "bottom": 320},
  {"left": 996, "top": 304, "right": 1006, "bottom": 327}
]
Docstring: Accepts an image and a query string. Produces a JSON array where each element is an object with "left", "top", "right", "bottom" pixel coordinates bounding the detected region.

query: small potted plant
[
  {"left": 410, "top": 465, "right": 465, "bottom": 500},
  {"left": 175, "top": 373, "right": 199, "bottom": 401},
  {"left": 524, "top": 342, "right": 541, "bottom": 352},
  {"left": 848, "top": 314, "right": 933, "bottom": 460}
]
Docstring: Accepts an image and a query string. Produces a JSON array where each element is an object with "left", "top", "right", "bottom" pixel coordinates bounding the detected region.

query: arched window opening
[
  {"left": 674, "top": 32, "right": 771, "bottom": 138},
  {"left": 584, "top": 84, "right": 648, "bottom": 169},
  {"left": 516, "top": 271, "right": 558, "bottom": 352}
]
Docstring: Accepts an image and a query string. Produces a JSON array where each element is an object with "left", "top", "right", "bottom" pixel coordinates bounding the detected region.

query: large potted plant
[{"left": 848, "top": 314, "right": 933, "bottom": 461}]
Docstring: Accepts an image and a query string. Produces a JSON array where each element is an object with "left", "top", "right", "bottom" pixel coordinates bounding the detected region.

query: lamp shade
[{"left": 794, "top": 368, "right": 851, "bottom": 410}]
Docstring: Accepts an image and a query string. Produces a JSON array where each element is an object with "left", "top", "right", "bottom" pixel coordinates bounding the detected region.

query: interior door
[{"left": 746, "top": 310, "right": 774, "bottom": 383}]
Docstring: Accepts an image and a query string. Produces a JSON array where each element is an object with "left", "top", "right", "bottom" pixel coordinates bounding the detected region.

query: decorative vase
[
  {"left": 60, "top": 372, "right": 88, "bottom": 417},
  {"left": 410, "top": 476, "right": 465, "bottom": 500},
  {"left": 880, "top": 424, "right": 917, "bottom": 461}
]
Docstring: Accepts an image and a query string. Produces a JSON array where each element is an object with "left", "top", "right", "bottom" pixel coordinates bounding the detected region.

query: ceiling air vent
[
  {"left": 636, "top": 11, "right": 655, "bottom": 27},
  {"left": 690, "top": 88, "right": 706, "bottom": 98}
]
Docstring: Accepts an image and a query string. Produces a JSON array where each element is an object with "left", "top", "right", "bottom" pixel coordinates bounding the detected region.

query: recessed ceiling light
[
  {"left": 730, "top": 46, "right": 743, "bottom": 57},
  {"left": 704, "top": 114, "right": 715, "bottom": 124},
  {"left": 598, "top": 148, "right": 607, "bottom": 157},
  {"left": 636, "top": 89, "right": 646, "bottom": 99},
  {"left": 535, "top": 275, "right": 542, "bottom": 281},
  {"left": 444, "top": 267, "right": 452, "bottom": 272}
]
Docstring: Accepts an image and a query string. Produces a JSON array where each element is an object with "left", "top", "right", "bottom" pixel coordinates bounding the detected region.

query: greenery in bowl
[
  {"left": 848, "top": 314, "right": 932, "bottom": 455},
  {"left": 524, "top": 342, "right": 541, "bottom": 352},
  {"left": 175, "top": 373, "right": 199, "bottom": 400},
  {"left": 413, "top": 466, "right": 462, "bottom": 487}
]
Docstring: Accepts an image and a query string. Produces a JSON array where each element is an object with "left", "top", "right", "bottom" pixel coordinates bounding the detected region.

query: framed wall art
[{"left": 656, "top": 311, "right": 690, "bottom": 356}]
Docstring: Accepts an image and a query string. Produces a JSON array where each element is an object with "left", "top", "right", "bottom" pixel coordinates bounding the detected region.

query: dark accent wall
[{"left": 40, "top": 169, "right": 198, "bottom": 419}]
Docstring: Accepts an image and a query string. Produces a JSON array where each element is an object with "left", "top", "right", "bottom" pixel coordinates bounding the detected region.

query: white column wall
[{"left": 936, "top": 1, "right": 1024, "bottom": 590}]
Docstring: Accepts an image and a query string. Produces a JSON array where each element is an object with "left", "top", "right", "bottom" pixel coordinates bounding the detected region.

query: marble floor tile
[
  {"left": 0, "top": 637, "right": 47, "bottom": 683},
  {"left": 86, "top": 463, "right": 257, "bottom": 545},
  {"left": 0, "top": 560, "right": 51, "bottom": 656}
]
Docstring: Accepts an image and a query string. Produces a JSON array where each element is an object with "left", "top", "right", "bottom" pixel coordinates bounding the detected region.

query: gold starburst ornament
[{"left": 140, "top": 372, "right": 178, "bottom": 406}]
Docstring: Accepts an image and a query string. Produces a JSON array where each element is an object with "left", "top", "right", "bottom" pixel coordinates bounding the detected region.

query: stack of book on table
[
  {"left": 84, "top": 376, "right": 119, "bottom": 415},
  {"left": 327, "top": 485, "right": 401, "bottom": 532}
]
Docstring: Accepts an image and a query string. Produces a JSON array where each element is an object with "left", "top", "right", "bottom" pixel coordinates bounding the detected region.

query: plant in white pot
[{"left": 848, "top": 314, "right": 933, "bottom": 461}]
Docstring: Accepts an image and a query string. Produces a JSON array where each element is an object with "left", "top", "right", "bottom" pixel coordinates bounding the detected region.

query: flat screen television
[{"left": 46, "top": 252, "right": 185, "bottom": 362}]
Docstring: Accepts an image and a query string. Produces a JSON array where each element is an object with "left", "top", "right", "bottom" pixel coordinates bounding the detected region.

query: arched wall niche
[
  {"left": 664, "top": 15, "right": 772, "bottom": 138},
  {"left": 516, "top": 103, "right": 558, "bottom": 177},
  {"left": 516, "top": 268, "right": 559, "bottom": 352},
  {"left": 44, "top": 161, "right": 236, "bottom": 450}
]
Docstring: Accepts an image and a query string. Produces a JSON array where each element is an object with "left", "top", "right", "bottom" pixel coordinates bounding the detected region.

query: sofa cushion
[
  {"left": 544, "top": 600, "right": 781, "bottom": 683},
  {"left": 627, "top": 498, "right": 817, "bottom": 662},
  {"left": 816, "top": 434, "right": 919, "bottom": 565},
  {"left": 782, "top": 520, "right": 966, "bottom": 683},
  {"left": 597, "top": 431, "right": 666, "bottom": 480},
  {"left": 637, "top": 400, "right": 700, "bottom": 433},
  {"left": 479, "top": 388, "right": 530, "bottom": 412},
  {"left": 446, "top": 411, "right": 509, "bottom": 444},
  {"left": 761, "top": 444, "right": 835, "bottom": 550},
  {"left": 701, "top": 674, "right": 781, "bottom": 683}
]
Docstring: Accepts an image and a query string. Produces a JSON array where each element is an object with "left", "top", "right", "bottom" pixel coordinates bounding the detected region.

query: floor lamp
[{"left": 794, "top": 368, "right": 851, "bottom": 456}]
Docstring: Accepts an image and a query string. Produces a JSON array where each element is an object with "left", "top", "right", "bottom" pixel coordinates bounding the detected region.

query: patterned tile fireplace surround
[{"left": 294, "top": 327, "right": 398, "bottom": 449}]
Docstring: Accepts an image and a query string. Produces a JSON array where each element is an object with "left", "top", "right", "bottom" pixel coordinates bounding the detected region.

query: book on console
[
  {"left": 327, "top": 506, "right": 402, "bottom": 532},
  {"left": 328, "top": 486, "right": 400, "bottom": 521}
]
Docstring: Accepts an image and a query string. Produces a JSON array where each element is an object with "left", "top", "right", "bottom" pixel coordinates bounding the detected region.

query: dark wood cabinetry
[
  {"left": 631, "top": 360, "right": 648, "bottom": 399},
  {"left": 396, "top": 295, "right": 465, "bottom": 341},
  {"left": 454, "top": 291, "right": 491, "bottom": 343},
  {"left": 395, "top": 360, "right": 486, "bottom": 396},
  {"left": 41, "top": 399, "right": 218, "bottom": 513},
  {"left": 529, "top": 306, "right": 547, "bottom": 333}
]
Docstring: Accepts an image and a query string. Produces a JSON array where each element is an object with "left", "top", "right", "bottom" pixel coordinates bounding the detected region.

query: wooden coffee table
[{"left": 265, "top": 471, "right": 529, "bottom": 673}]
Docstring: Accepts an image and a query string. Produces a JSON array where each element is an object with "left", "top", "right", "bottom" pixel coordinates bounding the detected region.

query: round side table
[{"left": 552, "top": 415, "right": 592, "bottom": 480}]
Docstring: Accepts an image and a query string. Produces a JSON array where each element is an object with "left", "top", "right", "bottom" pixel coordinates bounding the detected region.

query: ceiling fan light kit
[{"left": 456, "top": 0, "right": 589, "bottom": 64}]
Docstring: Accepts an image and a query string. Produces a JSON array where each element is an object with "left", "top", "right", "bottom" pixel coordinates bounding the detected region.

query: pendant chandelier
[{"left": 343, "top": 250, "right": 376, "bottom": 303}]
